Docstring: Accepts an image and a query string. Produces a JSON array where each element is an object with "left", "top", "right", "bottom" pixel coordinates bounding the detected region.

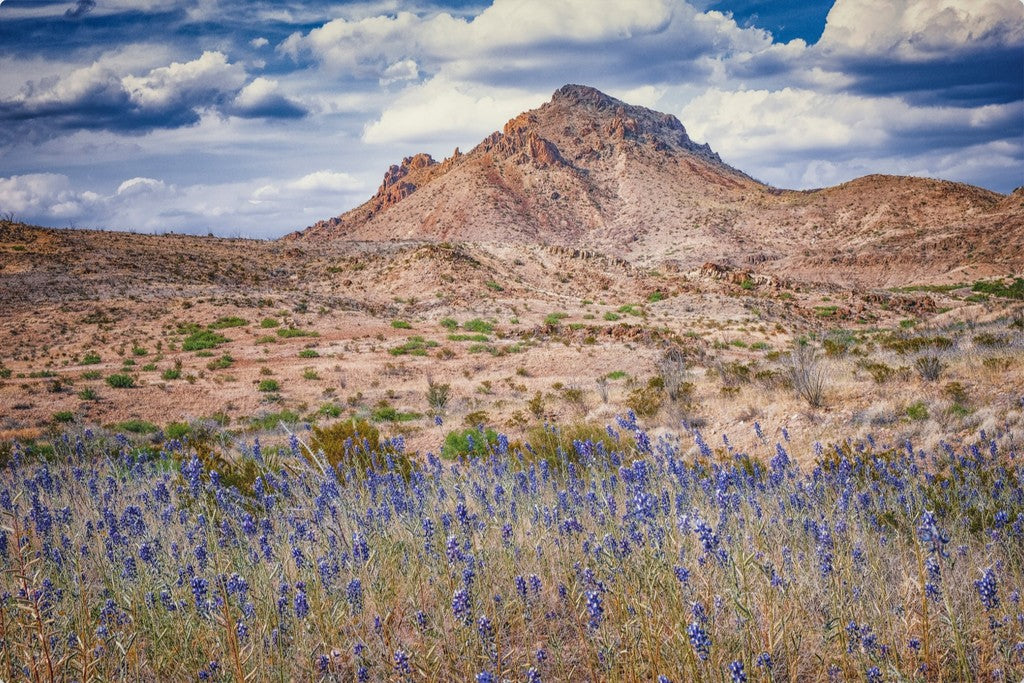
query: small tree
[{"left": 788, "top": 343, "right": 827, "bottom": 408}]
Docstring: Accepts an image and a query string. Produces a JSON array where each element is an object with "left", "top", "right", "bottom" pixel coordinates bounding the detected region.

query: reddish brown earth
[{"left": 1, "top": 85, "right": 1021, "bottom": 459}]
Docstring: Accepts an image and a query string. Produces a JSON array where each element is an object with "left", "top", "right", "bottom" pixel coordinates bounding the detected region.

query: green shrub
[
  {"left": 626, "top": 384, "right": 662, "bottom": 418},
  {"left": 81, "top": 352, "right": 101, "bottom": 365},
  {"left": 523, "top": 423, "right": 634, "bottom": 470},
  {"left": 162, "top": 368, "right": 182, "bottom": 380},
  {"left": 485, "top": 280, "right": 503, "bottom": 292},
  {"left": 260, "top": 317, "right": 280, "bottom": 328},
  {"left": 132, "top": 346, "right": 148, "bottom": 356},
  {"left": 389, "top": 337, "right": 439, "bottom": 356},
  {"left": 906, "top": 401, "right": 929, "bottom": 421},
  {"left": 441, "top": 427, "right": 499, "bottom": 459},
  {"left": 258, "top": 379, "right": 280, "bottom": 392},
  {"left": 448, "top": 334, "right": 489, "bottom": 342},
  {"left": 209, "top": 316, "right": 248, "bottom": 329},
  {"left": 309, "top": 419, "right": 412, "bottom": 479},
  {"left": 971, "top": 277, "right": 1024, "bottom": 300},
  {"left": 544, "top": 312, "right": 569, "bottom": 326},
  {"left": 0, "top": 365, "right": 11, "bottom": 379},
  {"left": 165, "top": 421, "right": 192, "bottom": 440},
  {"left": 298, "top": 349, "right": 319, "bottom": 358},
  {"left": 647, "top": 290, "right": 666, "bottom": 302},
  {"left": 463, "top": 319, "right": 494, "bottom": 334},
  {"left": 371, "top": 402, "right": 421, "bottom": 423},
  {"left": 115, "top": 419, "right": 158, "bottom": 434},
  {"left": 207, "top": 354, "right": 234, "bottom": 370},
  {"left": 248, "top": 410, "right": 300, "bottom": 431},
  {"left": 182, "top": 330, "right": 227, "bottom": 351},
  {"left": 603, "top": 312, "right": 621, "bottom": 321},
  {"left": 277, "top": 328, "right": 318, "bottom": 339},
  {"left": 53, "top": 411, "right": 75, "bottom": 423},
  {"left": 106, "top": 373, "right": 135, "bottom": 389},
  {"left": 78, "top": 387, "right": 98, "bottom": 401},
  {"left": 81, "top": 370, "right": 102, "bottom": 380},
  {"left": 391, "top": 320, "right": 413, "bottom": 329},
  {"left": 439, "top": 318, "right": 458, "bottom": 330},
  {"left": 606, "top": 370, "right": 627, "bottom": 380}
]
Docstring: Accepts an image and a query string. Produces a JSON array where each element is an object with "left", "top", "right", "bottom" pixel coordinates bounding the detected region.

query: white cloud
[
  {"left": 817, "top": 0, "right": 1024, "bottom": 59},
  {"left": 250, "top": 37, "right": 270, "bottom": 49},
  {"left": 380, "top": 59, "right": 419, "bottom": 86},
  {"left": 361, "top": 76, "right": 543, "bottom": 145},
  {"left": 121, "top": 51, "right": 246, "bottom": 110}
]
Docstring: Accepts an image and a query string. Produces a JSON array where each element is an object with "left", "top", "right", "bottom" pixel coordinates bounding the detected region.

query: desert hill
[{"left": 294, "top": 84, "right": 1023, "bottom": 287}]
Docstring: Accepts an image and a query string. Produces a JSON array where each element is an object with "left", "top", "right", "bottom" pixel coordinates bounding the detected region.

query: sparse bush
[
  {"left": 53, "top": 411, "right": 75, "bottom": 423},
  {"left": 298, "top": 349, "right": 319, "bottom": 358},
  {"left": 788, "top": 343, "right": 827, "bottom": 407},
  {"left": 391, "top": 320, "right": 412, "bottom": 329},
  {"left": 441, "top": 426, "right": 499, "bottom": 459},
  {"left": 182, "top": 330, "right": 227, "bottom": 351},
  {"left": 81, "top": 352, "right": 101, "bottom": 365},
  {"left": 258, "top": 379, "right": 280, "bottom": 392},
  {"left": 657, "top": 346, "right": 690, "bottom": 402},
  {"left": 914, "top": 354, "right": 944, "bottom": 381},
  {"left": 78, "top": 387, "right": 98, "bottom": 401},
  {"left": 906, "top": 401, "right": 929, "bottom": 421},
  {"left": 106, "top": 373, "right": 135, "bottom": 389},
  {"left": 626, "top": 383, "right": 662, "bottom": 418},
  {"left": 426, "top": 377, "right": 451, "bottom": 415},
  {"left": 439, "top": 317, "right": 458, "bottom": 330},
  {"left": 209, "top": 316, "right": 248, "bottom": 329},
  {"left": 207, "top": 353, "right": 234, "bottom": 370},
  {"left": 260, "top": 317, "right": 280, "bottom": 328},
  {"left": 463, "top": 319, "right": 493, "bottom": 334}
]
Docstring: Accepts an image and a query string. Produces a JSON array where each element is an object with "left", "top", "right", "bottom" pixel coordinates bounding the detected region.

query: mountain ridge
[{"left": 290, "top": 84, "right": 1023, "bottom": 286}]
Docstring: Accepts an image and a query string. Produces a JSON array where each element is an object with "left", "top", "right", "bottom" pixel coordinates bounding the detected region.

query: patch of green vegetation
[
  {"left": 302, "top": 368, "right": 320, "bottom": 380},
  {"left": 544, "top": 312, "right": 569, "bottom": 326},
  {"left": 182, "top": 330, "right": 228, "bottom": 351},
  {"left": 53, "top": 411, "right": 75, "bottom": 424},
  {"left": 439, "top": 318, "right": 458, "bottom": 330},
  {"left": 750, "top": 341, "right": 771, "bottom": 351},
  {"left": 249, "top": 410, "right": 300, "bottom": 431},
  {"left": 209, "top": 316, "right": 248, "bottom": 329},
  {"left": 165, "top": 421, "right": 192, "bottom": 440},
  {"left": 906, "top": 401, "right": 929, "bottom": 421},
  {"left": 463, "top": 319, "right": 494, "bottom": 334},
  {"left": 141, "top": 363, "right": 157, "bottom": 372},
  {"left": 617, "top": 304, "right": 642, "bottom": 316},
  {"left": 81, "top": 352, "right": 101, "bottom": 365},
  {"left": 484, "top": 280, "right": 504, "bottom": 292},
  {"left": 371, "top": 403, "right": 422, "bottom": 423},
  {"left": 78, "top": 387, "right": 98, "bottom": 401},
  {"left": 814, "top": 305, "right": 839, "bottom": 317},
  {"left": 161, "top": 368, "right": 181, "bottom": 380},
  {"left": 603, "top": 312, "right": 621, "bottom": 321},
  {"left": 441, "top": 427, "right": 500, "bottom": 459},
  {"left": 276, "top": 328, "right": 318, "bottom": 339},
  {"left": 389, "top": 336, "right": 439, "bottom": 356},
  {"left": 891, "top": 283, "right": 964, "bottom": 294},
  {"left": 258, "top": 379, "right": 280, "bottom": 392},
  {"left": 391, "top": 320, "right": 413, "bottom": 329},
  {"left": 740, "top": 278, "right": 754, "bottom": 290},
  {"left": 298, "top": 349, "right": 320, "bottom": 358},
  {"left": 448, "top": 334, "right": 490, "bottom": 342},
  {"left": 647, "top": 290, "right": 666, "bottom": 302},
  {"left": 255, "top": 335, "right": 277, "bottom": 344},
  {"left": 971, "top": 278, "right": 1024, "bottom": 300},
  {"left": 115, "top": 419, "right": 159, "bottom": 435},
  {"left": 316, "top": 403, "right": 343, "bottom": 419},
  {"left": 260, "top": 317, "right": 280, "bottom": 328},
  {"left": 206, "top": 354, "right": 234, "bottom": 370},
  {"left": 606, "top": 370, "right": 627, "bottom": 380},
  {"left": 106, "top": 373, "right": 135, "bottom": 389},
  {"left": 132, "top": 346, "right": 149, "bottom": 356}
]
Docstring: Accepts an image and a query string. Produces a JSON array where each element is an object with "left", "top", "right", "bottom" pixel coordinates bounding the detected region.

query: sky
[{"left": 0, "top": 0, "right": 1021, "bottom": 238}]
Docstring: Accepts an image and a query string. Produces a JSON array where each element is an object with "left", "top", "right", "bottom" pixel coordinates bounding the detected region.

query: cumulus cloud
[
  {"left": 682, "top": 87, "right": 1023, "bottom": 187},
  {"left": 0, "top": 168, "right": 365, "bottom": 236},
  {"left": 0, "top": 50, "right": 304, "bottom": 142},
  {"left": 280, "top": 0, "right": 777, "bottom": 87},
  {"left": 362, "top": 76, "right": 543, "bottom": 145},
  {"left": 817, "top": 0, "right": 1024, "bottom": 60}
]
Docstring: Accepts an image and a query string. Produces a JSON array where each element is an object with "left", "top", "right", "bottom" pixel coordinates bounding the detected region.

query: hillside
[{"left": 294, "top": 85, "right": 1024, "bottom": 287}]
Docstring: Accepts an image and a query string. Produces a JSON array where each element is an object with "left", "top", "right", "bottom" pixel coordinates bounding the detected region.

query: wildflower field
[{"left": 1, "top": 415, "right": 1022, "bottom": 682}]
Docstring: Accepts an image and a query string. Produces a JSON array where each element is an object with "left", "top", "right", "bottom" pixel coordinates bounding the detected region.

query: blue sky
[{"left": 0, "top": 0, "right": 1021, "bottom": 237}]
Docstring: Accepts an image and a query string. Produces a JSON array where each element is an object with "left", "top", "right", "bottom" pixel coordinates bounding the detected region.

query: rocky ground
[{"left": 2, "top": 220, "right": 1022, "bottom": 462}]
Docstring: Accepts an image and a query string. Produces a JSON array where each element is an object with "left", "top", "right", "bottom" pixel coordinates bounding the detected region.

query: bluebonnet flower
[
  {"left": 756, "top": 652, "right": 773, "bottom": 669},
  {"left": 453, "top": 588, "right": 471, "bottom": 623},
  {"left": 976, "top": 568, "right": 999, "bottom": 611},
  {"left": 477, "top": 615, "right": 494, "bottom": 642},
  {"left": 866, "top": 666, "right": 882, "bottom": 683},
  {"left": 527, "top": 667, "right": 542, "bottom": 683},
  {"left": 585, "top": 590, "right": 603, "bottom": 629},
  {"left": 688, "top": 621, "right": 711, "bottom": 660},
  {"left": 347, "top": 578, "right": 363, "bottom": 613},
  {"left": 729, "top": 660, "right": 747, "bottom": 683},
  {"left": 476, "top": 672, "right": 495, "bottom": 683},
  {"left": 394, "top": 649, "right": 410, "bottom": 675},
  {"left": 294, "top": 583, "right": 309, "bottom": 619}
]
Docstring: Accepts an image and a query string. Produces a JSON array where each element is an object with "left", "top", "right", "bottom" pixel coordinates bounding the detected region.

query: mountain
[{"left": 292, "top": 84, "right": 1023, "bottom": 285}]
